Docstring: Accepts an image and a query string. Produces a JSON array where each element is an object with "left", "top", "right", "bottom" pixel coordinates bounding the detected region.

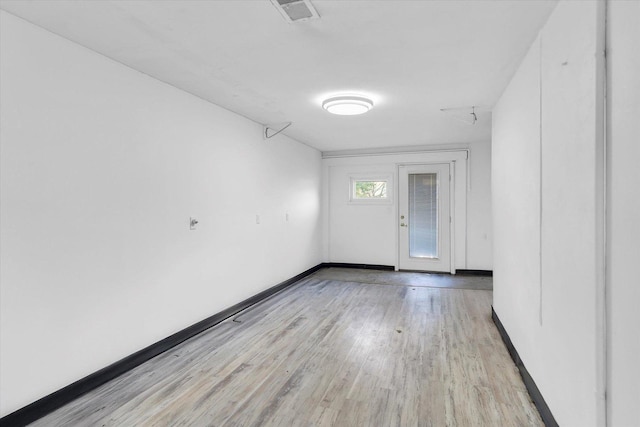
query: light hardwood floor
[{"left": 31, "top": 272, "right": 542, "bottom": 426}]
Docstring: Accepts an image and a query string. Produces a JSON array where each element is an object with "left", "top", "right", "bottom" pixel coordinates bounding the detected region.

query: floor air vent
[{"left": 271, "top": 0, "right": 320, "bottom": 23}]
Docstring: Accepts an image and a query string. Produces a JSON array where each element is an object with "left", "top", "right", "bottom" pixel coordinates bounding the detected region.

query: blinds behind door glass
[{"left": 408, "top": 173, "right": 438, "bottom": 258}]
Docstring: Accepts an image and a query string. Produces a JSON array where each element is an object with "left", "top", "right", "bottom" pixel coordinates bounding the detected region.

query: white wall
[
  {"left": 607, "top": 1, "right": 640, "bottom": 425},
  {"left": 0, "top": 11, "right": 322, "bottom": 416},
  {"left": 492, "top": 34, "right": 542, "bottom": 356},
  {"left": 322, "top": 142, "right": 492, "bottom": 271},
  {"left": 466, "top": 141, "right": 492, "bottom": 269},
  {"left": 325, "top": 160, "right": 397, "bottom": 266},
  {"left": 492, "top": 1, "right": 605, "bottom": 426}
]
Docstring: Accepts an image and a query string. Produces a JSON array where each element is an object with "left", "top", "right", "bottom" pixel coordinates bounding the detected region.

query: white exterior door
[{"left": 398, "top": 164, "right": 451, "bottom": 272}]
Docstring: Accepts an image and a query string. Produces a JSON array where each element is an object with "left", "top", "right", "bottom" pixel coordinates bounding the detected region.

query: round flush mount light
[{"left": 322, "top": 95, "right": 374, "bottom": 115}]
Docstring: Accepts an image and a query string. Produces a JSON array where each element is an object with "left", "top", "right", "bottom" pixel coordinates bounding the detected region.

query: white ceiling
[{"left": 0, "top": 0, "right": 557, "bottom": 152}]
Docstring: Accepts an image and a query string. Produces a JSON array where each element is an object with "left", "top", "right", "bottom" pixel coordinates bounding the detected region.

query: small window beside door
[{"left": 348, "top": 174, "right": 393, "bottom": 204}]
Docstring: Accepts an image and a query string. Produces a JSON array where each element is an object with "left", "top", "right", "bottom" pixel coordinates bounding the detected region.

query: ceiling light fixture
[{"left": 322, "top": 95, "right": 374, "bottom": 116}]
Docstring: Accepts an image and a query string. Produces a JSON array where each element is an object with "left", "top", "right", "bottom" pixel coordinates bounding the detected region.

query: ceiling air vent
[{"left": 271, "top": 0, "right": 320, "bottom": 23}]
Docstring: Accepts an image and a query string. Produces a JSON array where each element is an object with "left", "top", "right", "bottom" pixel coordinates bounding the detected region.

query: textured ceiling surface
[{"left": 0, "top": 0, "right": 557, "bottom": 152}]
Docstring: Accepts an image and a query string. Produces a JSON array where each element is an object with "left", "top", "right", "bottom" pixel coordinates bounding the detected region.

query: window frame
[{"left": 348, "top": 173, "right": 394, "bottom": 205}]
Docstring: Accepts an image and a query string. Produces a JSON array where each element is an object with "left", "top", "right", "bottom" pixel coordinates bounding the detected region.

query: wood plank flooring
[
  {"left": 311, "top": 268, "right": 493, "bottom": 290},
  {"left": 30, "top": 272, "right": 542, "bottom": 426}
]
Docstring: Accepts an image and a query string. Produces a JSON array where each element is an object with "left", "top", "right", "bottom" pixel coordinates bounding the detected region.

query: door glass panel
[{"left": 408, "top": 173, "right": 438, "bottom": 258}]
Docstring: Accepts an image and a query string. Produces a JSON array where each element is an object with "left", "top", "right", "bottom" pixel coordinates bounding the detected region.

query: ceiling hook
[
  {"left": 440, "top": 105, "right": 480, "bottom": 125},
  {"left": 263, "top": 122, "right": 292, "bottom": 139}
]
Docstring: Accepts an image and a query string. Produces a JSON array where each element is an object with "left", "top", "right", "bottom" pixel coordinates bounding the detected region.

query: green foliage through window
[{"left": 354, "top": 181, "right": 388, "bottom": 199}]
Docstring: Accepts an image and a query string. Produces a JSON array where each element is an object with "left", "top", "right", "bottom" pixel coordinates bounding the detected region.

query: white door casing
[{"left": 398, "top": 163, "right": 452, "bottom": 272}]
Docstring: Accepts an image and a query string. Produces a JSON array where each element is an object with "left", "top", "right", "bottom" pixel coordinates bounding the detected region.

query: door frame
[{"left": 396, "top": 161, "right": 456, "bottom": 274}]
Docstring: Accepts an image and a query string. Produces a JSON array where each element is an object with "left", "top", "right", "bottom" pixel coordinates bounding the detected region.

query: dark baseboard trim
[
  {"left": 321, "top": 262, "right": 395, "bottom": 271},
  {"left": 0, "top": 264, "right": 324, "bottom": 427},
  {"left": 491, "top": 307, "right": 558, "bottom": 427},
  {"left": 456, "top": 269, "right": 493, "bottom": 276}
]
